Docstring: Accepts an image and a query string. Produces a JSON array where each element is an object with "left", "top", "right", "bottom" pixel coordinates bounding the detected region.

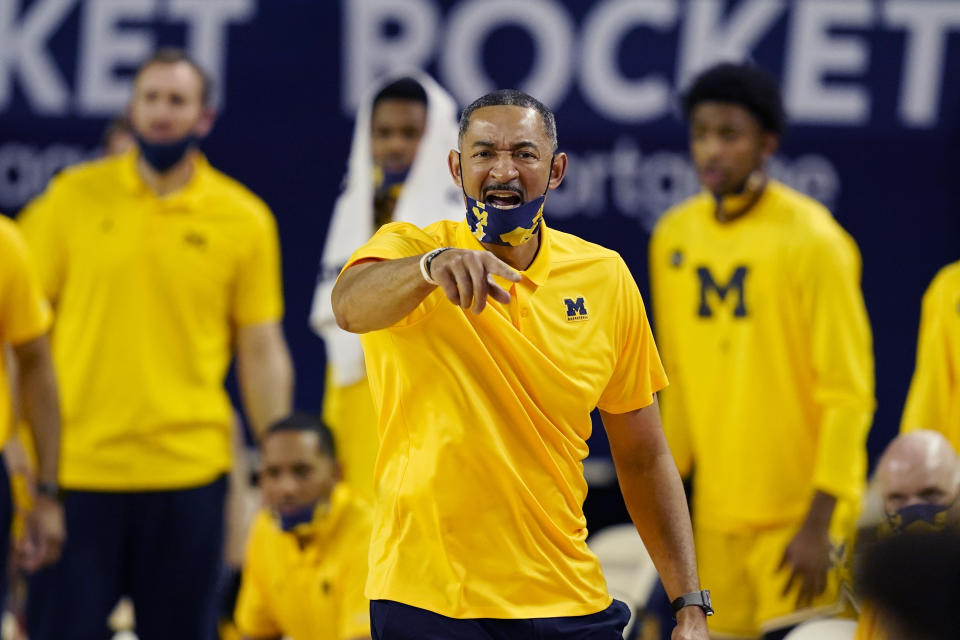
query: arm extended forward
[{"left": 332, "top": 250, "right": 520, "bottom": 334}]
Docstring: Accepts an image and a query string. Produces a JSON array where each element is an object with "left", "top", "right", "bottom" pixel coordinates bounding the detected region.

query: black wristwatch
[
  {"left": 36, "top": 481, "right": 63, "bottom": 502},
  {"left": 671, "top": 589, "right": 713, "bottom": 619}
]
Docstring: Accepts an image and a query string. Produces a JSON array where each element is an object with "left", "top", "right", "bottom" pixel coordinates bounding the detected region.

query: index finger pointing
[{"left": 482, "top": 253, "right": 521, "bottom": 282}]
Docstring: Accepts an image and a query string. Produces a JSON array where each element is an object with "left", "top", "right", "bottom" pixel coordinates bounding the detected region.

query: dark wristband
[
  {"left": 671, "top": 589, "right": 713, "bottom": 618},
  {"left": 36, "top": 481, "right": 63, "bottom": 502}
]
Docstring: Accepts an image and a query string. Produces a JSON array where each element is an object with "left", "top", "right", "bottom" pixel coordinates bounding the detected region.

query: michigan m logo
[
  {"left": 697, "top": 266, "right": 749, "bottom": 318},
  {"left": 564, "top": 297, "right": 588, "bottom": 321}
]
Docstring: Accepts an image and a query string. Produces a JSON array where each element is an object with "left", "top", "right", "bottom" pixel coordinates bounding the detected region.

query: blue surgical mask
[
  {"left": 277, "top": 501, "right": 318, "bottom": 533},
  {"left": 135, "top": 133, "right": 198, "bottom": 173},
  {"left": 885, "top": 503, "right": 951, "bottom": 534}
]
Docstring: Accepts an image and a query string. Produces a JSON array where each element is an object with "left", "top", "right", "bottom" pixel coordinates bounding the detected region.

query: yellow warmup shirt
[
  {"left": 650, "top": 181, "right": 875, "bottom": 531},
  {"left": 901, "top": 261, "right": 960, "bottom": 446},
  {"left": 0, "top": 216, "right": 52, "bottom": 446},
  {"left": 235, "top": 485, "right": 372, "bottom": 640},
  {"left": 18, "top": 151, "right": 283, "bottom": 490},
  {"left": 343, "top": 219, "right": 667, "bottom": 619},
  {"left": 854, "top": 605, "right": 888, "bottom": 640}
]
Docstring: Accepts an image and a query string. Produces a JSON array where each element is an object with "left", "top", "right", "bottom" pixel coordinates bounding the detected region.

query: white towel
[{"left": 310, "top": 71, "right": 463, "bottom": 386}]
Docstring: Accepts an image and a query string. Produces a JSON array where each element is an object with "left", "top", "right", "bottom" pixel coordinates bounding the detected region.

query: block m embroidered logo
[
  {"left": 696, "top": 266, "right": 749, "bottom": 318},
  {"left": 564, "top": 297, "right": 588, "bottom": 321}
]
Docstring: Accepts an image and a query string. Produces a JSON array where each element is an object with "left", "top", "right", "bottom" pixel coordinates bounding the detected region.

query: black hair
[
  {"left": 266, "top": 412, "right": 337, "bottom": 459},
  {"left": 459, "top": 89, "right": 558, "bottom": 152},
  {"left": 681, "top": 63, "right": 785, "bottom": 135},
  {"left": 856, "top": 530, "right": 960, "bottom": 640},
  {"left": 134, "top": 48, "right": 213, "bottom": 106},
  {"left": 373, "top": 77, "right": 427, "bottom": 107}
]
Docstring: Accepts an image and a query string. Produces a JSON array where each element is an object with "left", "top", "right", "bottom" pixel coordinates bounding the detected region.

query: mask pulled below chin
[
  {"left": 277, "top": 501, "right": 319, "bottom": 533},
  {"left": 135, "top": 133, "right": 199, "bottom": 173},
  {"left": 465, "top": 193, "right": 545, "bottom": 247}
]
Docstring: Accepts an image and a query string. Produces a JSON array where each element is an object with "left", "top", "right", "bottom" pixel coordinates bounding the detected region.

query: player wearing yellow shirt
[
  {"left": 333, "top": 91, "right": 710, "bottom": 639},
  {"left": 650, "top": 64, "right": 875, "bottom": 639},
  {"left": 19, "top": 50, "right": 293, "bottom": 640},
  {"left": 236, "top": 413, "right": 372, "bottom": 640},
  {"left": 901, "top": 261, "right": 960, "bottom": 446},
  {"left": 0, "top": 216, "right": 64, "bottom": 606}
]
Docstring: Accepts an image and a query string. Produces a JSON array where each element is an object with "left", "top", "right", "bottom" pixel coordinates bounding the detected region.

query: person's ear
[
  {"left": 448, "top": 150, "right": 462, "bottom": 188},
  {"left": 548, "top": 152, "right": 568, "bottom": 191}
]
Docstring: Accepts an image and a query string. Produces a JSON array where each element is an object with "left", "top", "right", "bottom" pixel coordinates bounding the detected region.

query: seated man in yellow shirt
[
  {"left": 855, "top": 430, "right": 960, "bottom": 639},
  {"left": 235, "top": 413, "right": 372, "bottom": 640}
]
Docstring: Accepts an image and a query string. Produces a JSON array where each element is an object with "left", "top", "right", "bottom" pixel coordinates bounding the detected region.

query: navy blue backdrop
[{"left": 1, "top": 0, "right": 959, "bottom": 480}]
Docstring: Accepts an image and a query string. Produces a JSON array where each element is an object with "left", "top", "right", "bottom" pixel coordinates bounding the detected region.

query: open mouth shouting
[{"left": 483, "top": 184, "right": 524, "bottom": 209}]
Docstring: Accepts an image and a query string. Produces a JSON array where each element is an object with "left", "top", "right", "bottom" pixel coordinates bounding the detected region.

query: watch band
[
  {"left": 671, "top": 589, "right": 714, "bottom": 618},
  {"left": 419, "top": 247, "right": 454, "bottom": 285},
  {"left": 36, "top": 481, "right": 63, "bottom": 502}
]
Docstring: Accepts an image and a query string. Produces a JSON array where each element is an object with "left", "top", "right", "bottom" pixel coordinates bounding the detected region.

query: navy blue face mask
[
  {"left": 460, "top": 154, "right": 553, "bottom": 247},
  {"left": 885, "top": 502, "right": 952, "bottom": 534},
  {"left": 277, "top": 501, "right": 318, "bottom": 533},
  {"left": 135, "top": 133, "right": 198, "bottom": 173}
]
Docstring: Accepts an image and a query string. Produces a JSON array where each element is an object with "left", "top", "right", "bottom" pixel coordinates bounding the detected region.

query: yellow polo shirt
[
  {"left": 235, "top": 485, "right": 372, "bottom": 640},
  {"left": 18, "top": 151, "right": 283, "bottom": 490},
  {"left": 901, "top": 261, "right": 960, "bottom": 447},
  {"left": 0, "top": 216, "right": 52, "bottom": 446},
  {"left": 650, "top": 181, "right": 875, "bottom": 530},
  {"left": 343, "top": 219, "right": 667, "bottom": 619}
]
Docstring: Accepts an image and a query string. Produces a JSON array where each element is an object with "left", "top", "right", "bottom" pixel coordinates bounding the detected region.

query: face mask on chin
[
  {"left": 713, "top": 168, "right": 766, "bottom": 215},
  {"left": 276, "top": 500, "right": 320, "bottom": 533},
  {"left": 135, "top": 132, "right": 199, "bottom": 173},
  {"left": 461, "top": 154, "right": 553, "bottom": 247}
]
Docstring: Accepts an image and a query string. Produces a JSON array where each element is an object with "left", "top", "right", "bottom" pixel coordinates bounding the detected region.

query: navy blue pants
[
  {"left": 371, "top": 599, "right": 631, "bottom": 639},
  {"left": 27, "top": 475, "right": 227, "bottom": 640}
]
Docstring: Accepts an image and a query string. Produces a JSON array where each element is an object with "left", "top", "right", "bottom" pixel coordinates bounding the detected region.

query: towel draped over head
[{"left": 310, "top": 71, "right": 463, "bottom": 386}]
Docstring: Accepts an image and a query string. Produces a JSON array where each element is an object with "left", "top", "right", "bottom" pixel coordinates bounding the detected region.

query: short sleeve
[
  {"left": 234, "top": 515, "right": 282, "bottom": 638},
  {"left": 0, "top": 219, "right": 52, "bottom": 345},
  {"left": 339, "top": 221, "right": 439, "bottom": 275},
  {"left": 597, "top": 257, "right": 669, "bottom": 414},
  {"left": 232, "top": 206, "right": 284, "bottom": 327}
]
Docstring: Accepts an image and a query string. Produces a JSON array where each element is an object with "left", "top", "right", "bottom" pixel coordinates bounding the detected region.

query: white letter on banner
[
  {"left": 343, "top": 0, "right": 438, "bottom": 114},
  {"left": 169, "top": 0, "right": 256, "bottom": 108},
  {"left": 784, "top": 0, "right": 874, "bottom": 124},
  {"left": 580, "top": 0, "right": 678, "bottom": 123},
  {"left": 440, "top": 0, "right": 573, "bottom": 109},
  {"left": 884, "top": 0, "right": 960, "bottom": 127},
  {"left": 0, "top": 0, "right": 74, "bottom": 115},
  {"left": 678, "top": 0, "right": 785, "bottom": 88},
  {"left": 77, "top": 0, "right": 155, "bottom": 115}
]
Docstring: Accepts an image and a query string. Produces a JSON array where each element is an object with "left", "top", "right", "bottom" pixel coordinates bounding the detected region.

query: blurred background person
[
  {"left": 854, "top": 430, "right": 960, "bottom": 639},
  {"left": 309, "top": 72, "right": 461, "bottom": 497},
  {"left": 18, "top": 49, "right": 293, "bottom": 640},
  {"left": 650, "top": 63, "right": 875, "bottom": 639},
  {"left": 234, "top": 413, "right": 372, "bottom": 640},
  {"left": 900, "top": 261, "right": 960, "bottom": 448}
]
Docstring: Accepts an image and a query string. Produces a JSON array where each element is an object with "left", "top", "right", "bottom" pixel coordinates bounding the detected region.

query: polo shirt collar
[
  {"left": 118, "top": 149, "right": 211, "bottom": 209},
  {"left": 455, "top": 217, "right": 553, "bottom": 286}
]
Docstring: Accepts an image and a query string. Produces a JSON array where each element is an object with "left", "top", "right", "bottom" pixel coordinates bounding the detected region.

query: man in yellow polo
[
  {"left": 0, "top": 215, "right": 64, "bottom": 602},
  {"left": 19, "top": 49, "right": 293, "bottom": 640},
  {"left": 332, "top": 90, "right": 710, "bottom": 639},
  {"left": 235, "top": 413, "right": 372, "bottom": 640}
]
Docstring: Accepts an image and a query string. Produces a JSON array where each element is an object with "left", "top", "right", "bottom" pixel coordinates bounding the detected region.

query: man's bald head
[{"left": 876, "top": 430, "right": 960, "bottom": 515}]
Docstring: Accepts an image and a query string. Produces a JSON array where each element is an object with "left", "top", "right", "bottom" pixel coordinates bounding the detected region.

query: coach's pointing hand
[{"left": 429, "top": 249, "right": 521, "bottom": 314}]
